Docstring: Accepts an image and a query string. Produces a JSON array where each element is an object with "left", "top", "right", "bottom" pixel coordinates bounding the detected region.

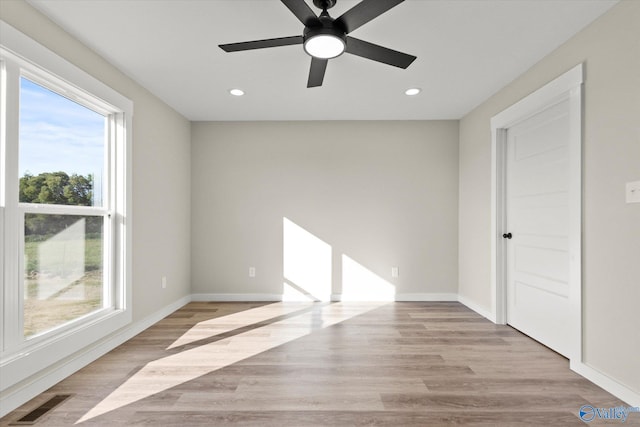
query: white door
[{"left": 505, "top": 98, "right": 572, "bottom": 357}]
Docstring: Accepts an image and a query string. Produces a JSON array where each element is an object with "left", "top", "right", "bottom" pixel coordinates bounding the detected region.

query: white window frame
[{"left": 0, "top": 21, "right": 132, "bottom": 392}]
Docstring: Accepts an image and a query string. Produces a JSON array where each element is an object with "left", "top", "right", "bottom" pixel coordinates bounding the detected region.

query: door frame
[{"left": 490, "top": 63, "right": 583, "bottom": 362}]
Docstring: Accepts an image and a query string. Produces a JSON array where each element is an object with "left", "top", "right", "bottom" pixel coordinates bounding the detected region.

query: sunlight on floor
[
  {"left": 166, "top": 302, "right": 313, "bottom": 349},
  {"left": 75, "top": 302, "right": 389, "bottom": 424}
]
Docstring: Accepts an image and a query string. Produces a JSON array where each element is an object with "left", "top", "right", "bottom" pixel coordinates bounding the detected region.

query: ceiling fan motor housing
[
  {"left": 303, "top": 9, "right": 347, "bottom": 59},
  {"left": 313, "top": 0, "right": 337, "bottom": 10},
  {"left": 303, "top": 25, "right": 347, "bottom": 43}
]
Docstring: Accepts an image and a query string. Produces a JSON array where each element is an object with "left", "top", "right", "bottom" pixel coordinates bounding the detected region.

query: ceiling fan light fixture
[
  {"left": 304, "top": 35, "right": 345, "bottom": 59},
  {"left": 303, "top": 28, "right": 346, "bottom": 59}
]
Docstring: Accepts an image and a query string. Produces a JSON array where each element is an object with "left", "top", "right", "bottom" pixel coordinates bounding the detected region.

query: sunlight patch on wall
[
  {"left": 282, "top": 282, "right": 317, "bottom": 302},
  {"left": 283, "top": 217, "right": 331, "bottom": 301},
  {"left": 341, "top": 254, "right": 395, "bottom": 301}
]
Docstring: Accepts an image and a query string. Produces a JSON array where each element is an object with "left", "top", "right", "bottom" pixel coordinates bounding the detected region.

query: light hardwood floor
[{"left": 2, "top": 302, "right": 637, "bottom": 426}]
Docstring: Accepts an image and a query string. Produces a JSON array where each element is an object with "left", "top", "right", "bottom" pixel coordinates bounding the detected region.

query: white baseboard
[
  {"left": 191, "top": 293, "right": 282, "bottom": 302},
  {"left": 457, "top": 295, "right": 494, "bottom": 320},
  {"left": 0, "top": 295, "right": 191, "bottom": 418},
  {"left": 571, "top": 361, "right": 640, "bottom": 408},
  {"left": 193, "top": 293, "right": 459, "bottom": 303}
]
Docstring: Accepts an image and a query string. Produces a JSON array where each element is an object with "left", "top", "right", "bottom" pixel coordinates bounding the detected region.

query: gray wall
[
  {"left": 191, "top": 121, "right": 459, "bottom": 300},
  {"left": 0, "top": 1, "right": 192, "bottom": 321},
  {"left": 459, "top": 0, "right": 639, "bottom": 393}
]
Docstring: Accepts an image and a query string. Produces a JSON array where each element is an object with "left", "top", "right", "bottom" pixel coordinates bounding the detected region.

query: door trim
[{"left": 490, "top": 64, "right": 583, "bottom": 362}]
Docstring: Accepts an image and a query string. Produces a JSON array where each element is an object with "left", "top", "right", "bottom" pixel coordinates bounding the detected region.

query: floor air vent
[{"left": 10, "top": 394, "right": 72, "bottom": 425}]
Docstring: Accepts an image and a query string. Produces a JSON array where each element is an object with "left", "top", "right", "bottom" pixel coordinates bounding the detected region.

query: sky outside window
[{"left": 19, "top": 77, "right": 105, "bottom": 180}]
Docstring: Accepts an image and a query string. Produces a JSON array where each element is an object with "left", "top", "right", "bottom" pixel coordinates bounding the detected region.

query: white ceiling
[{"left": 27, "top": 0, "right": 618, "bottom": 121}]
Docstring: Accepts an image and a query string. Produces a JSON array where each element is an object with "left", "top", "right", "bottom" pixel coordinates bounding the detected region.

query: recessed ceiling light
[
  {"left": 229, "top": 89, "right": 245, "bottom": 96},
  {"left": 405, "top": 88, "right": 421, "bottom": 96}
]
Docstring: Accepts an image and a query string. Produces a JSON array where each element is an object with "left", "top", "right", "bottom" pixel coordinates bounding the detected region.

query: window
[
  {"left": 20, "top": 76, "right": 108, "bottom": 338},
  {"left": 1, "top": 22, "right": 132, "bottom": 391}
]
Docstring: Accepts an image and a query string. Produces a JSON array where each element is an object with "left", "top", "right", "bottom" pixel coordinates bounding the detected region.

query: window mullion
[
  {"left": 118, "top": 111, "right": 130, "bottom": 311},
  {"left": 2, "top": 59, "right": 24, "bottom": 352},
  {"left": 103, "top": 115, "right": 114, "bottom": 309}
]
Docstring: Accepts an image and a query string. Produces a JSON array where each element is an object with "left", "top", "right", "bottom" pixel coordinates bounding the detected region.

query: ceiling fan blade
[
  {"left": 345, "top": 36, "right": 416, "bottom": 69},
  {"left": 219, "top": 36, "right": 303, "bottom": 52},
  {"left": 335, "top": 0, "right": 405, "bottom": 34},
  {"left": 281, "top": 0, "right": 318, "bottom": 26},
  {"left": 307, "top": 57, "right": 328, "bottom": 88}
]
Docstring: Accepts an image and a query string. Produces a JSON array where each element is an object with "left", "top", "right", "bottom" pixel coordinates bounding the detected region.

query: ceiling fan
[{"left": 219, "top": 0, "right": 417, "bottom": 88}]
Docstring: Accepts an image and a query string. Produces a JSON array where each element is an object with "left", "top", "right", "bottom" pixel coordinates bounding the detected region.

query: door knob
[{"left": 502, "top": 233, "right": 512, "bottom": 239}]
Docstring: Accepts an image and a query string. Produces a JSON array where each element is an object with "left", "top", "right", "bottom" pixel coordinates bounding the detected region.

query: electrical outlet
[
  {"left": 249, "top": 267, "right": 256, "bottom": 278},
  {"left": 161, "top": 276, "right": 167, "bottom": 289},
  {"left": 391, "top": 267, "right": 399, "bottom": 278},
  {"left": 626, "top": 181, "right": 640, "bottom": 203}
]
